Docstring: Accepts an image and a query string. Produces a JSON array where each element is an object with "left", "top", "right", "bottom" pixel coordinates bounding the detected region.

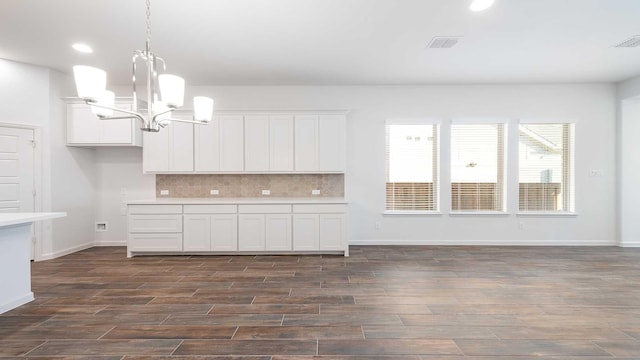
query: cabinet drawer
[
  {"left": 128, "top": 205, "right": 183, "bottom": 214},
  {"left": 293, "top": 204, "right": 347, "bottom": 213},
  {"left": 184, "top": 204, "right": 237, "bottom": 214},
  {"left": 238, "top": 204, "right": 292, "bottom": 214},
  {"left": 128, "top": 233, "right": 183, "bottom": 252},
  {"left": 129, "top": 215, "right": 183, "bottom": 233}
]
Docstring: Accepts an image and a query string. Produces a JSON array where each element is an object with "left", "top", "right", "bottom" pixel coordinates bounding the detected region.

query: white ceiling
[{"left": 1, "top": 0, "right": 640, "bottom": 85}]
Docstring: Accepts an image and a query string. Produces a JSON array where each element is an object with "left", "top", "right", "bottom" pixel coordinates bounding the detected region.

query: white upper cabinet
[
  {"left": 195, "top": 115, "right": 244, "bottom": 172},
  {"left": 294, "top": 114, "right": 346, "bottom": 172},
  {"left": 269, "top": 115, "right": 294, "bottom": 172},
  {"left": 143, "top": 121, "right": 194, "bottom": 173},
  {"left": 144, "top": 111, "right": 345, "bottom": 174},
  {"left": 244, "top": 115, "right": 270, "bottom": 171},
  {"left": 66, "top": 102, "right": 142, "bottom": 146},
  {"left": 318, "top": 115, "right": 346, "bottom": 172},
  {"left": 294, "top": 115, "right": 319, "bottom": 171},
  {"left": 245, "top": 115, "right": 294, "bottom": 172}
]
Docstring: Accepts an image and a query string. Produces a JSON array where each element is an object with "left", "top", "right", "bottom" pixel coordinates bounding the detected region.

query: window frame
[
  {"left": 449, "top": 118, "right": 509, "bottom": 214},
  {"left": 384, "top": 118, "right": 441, "bottom": 215},
  {"left": 517, "top": 120, "right": 576, "bottom": 214}
]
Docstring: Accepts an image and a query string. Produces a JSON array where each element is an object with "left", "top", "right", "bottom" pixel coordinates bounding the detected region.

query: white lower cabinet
[
  {"left": 127, "top": 205, "right": 183, "bottom": 256},
  {"left": 183, "top": 205, "right": 238, "bottom": 252},
  {"left": 238, "top": 205, "right": 292, "bottom": 251},
  {"left": 238, "top": 214, "right": 265, "bottom": 251},
  {"left": 293, "top": 214, "right": 319, "bottom": 251},
  {"left": 128, "top": 202, "right": 346, "bottom": 256},
  {"left": 293, "top": 205, "right": 347, "bottom": 252}
]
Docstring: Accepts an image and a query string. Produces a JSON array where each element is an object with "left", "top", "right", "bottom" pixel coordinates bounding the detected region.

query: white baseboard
[
  {"left": 0, "top": 292, "right": 34, "bottom": 314},
  {"left": 349, "top": 239, "right": 616, "bottom": 246},
  {"left": 93, "top": 241, "right": 127, "bottom": 247},
  {"left": 39, "top": 242, "right": 94, "bottom": 261},
  {"left": 620, "top": 241, "right": 640, "bottom": 247}
]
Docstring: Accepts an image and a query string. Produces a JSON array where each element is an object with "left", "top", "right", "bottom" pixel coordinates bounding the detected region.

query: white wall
[
  {"left": 94, "top": 147, "right": 154, "bottom": 245},
  {"left": 616, "top": 75, "right": 640, "bottom": 247},
  {"left": 0, "top": 59, "right": 96, "bottom": 258},
  {"left": 94, "top": 84, "right": 616, "bottom": 245}
]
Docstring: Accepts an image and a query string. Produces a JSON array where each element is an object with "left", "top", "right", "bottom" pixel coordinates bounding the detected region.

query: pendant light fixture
[{"left": 72, "top": 0, "right": 213, "bottom": 132}]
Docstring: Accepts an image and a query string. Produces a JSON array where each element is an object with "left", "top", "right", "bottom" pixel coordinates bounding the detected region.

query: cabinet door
[
  {"left": 294, "top": 115, "right": 318, "bottom": 171},
  {"left": 293, "top": 214, "right": 319, "bottom": 251},
  {"left": 169, "top": 121, "right": 194, "bottom": 172},
  {"left": 67, "top": 104, "right": 100, "bottom": 144},
  {"left": 244, "top": 115, "right": 269, "bottom": 171},
  {"left": 318, "top": 115, "right": 346, "bottom": 172},
  {"left": 265, "top": 214, "right": 292, "bottom": 251},
  {"left": 143, "top": 129, "right": 169, "bottom": 172},
  {"left": 238, "top": 214, "right": 265, "bottom": 251},
  {"left": 269, "top": 115, "right": 294, "bottom": 171},
  {"left": 319, "top": 214, "right": 346, "bottom": 251},
  {"left": 100, "top": 104, "right": 134, "bottom": 144},
  {"left": 220, "top": 116, "right": 244, "bottom": 171},
  {"left": 195, "top": 117, "right": 220, "bottom": 171},
  {"left": 183, "top": 215, "right": 212, "bottom": 251},
  {"left": 212, "top": 214, "right": 238, "bottom": 251}
]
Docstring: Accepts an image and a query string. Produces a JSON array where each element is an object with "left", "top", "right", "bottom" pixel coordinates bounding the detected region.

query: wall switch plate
[
  {"left": 311, "top": 189, "right": 321, "bottom": 195},
  {"left": 210, "top": 189, "right": 219, "bottom": 195},
  {"left": 261, "top": 190, "right": 271, "bottom": 196},
  {"left": 160, "top": 190, "right": 169, "bottom": 196},
  {"left": 589, "top": 169, "right": 603, "bottom": 177}
]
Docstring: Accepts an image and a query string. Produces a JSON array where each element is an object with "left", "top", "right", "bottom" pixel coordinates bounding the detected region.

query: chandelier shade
[
  {"left": 194, "top": 96, "right": 214, "bottom": 122},
  {"left": 158, "top": 74, "right": 185, "bottom": 108},
  {"left": 71, "top": 0, "right": 213, "bottom": 132},
  {"left": 73, "top": 65, "right": 106, "bottom": 102}
]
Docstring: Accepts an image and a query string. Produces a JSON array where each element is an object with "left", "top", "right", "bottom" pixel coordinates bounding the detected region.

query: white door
[
  {"left": 0, "top": 126, "right": 35, "bottom": 257},
  {"left": 319, "top": 214, "right": 346, "bottom": 251},
  {"left": 238, "top": 214, "right": 265, "bottom": 251},
  {"left": 211, "top": 214, "right": 238, "bottom": 251},
  {"left": 244, "top": 115, "right": 270, "bottom": 171},
  {"left": 269, "top": 115, "right": 294, "bottom": 171},
  {"left": 293, "top": 214, "right": 319, "bottom": 251},
  {"left": 294, "top": 115, "right": 318, "bottom": 171},
  {"left": 183, "top": 215, "right": 212, "bottom": 251}
]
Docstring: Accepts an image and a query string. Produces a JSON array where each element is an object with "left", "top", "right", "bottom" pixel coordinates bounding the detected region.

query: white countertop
[
  {"left": 128, "top": 197, "right": 347, "bottom": 205},
  {"left": 0, "top": 212, "right": 67, "bottom": 228}
]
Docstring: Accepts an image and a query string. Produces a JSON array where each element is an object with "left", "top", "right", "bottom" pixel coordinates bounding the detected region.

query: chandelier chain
[{"left": 145, "top": 0, "right": 151, "bottom": 50}]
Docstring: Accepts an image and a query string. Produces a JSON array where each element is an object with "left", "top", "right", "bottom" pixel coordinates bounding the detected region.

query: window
[
  {"left": 519, "top": 123, "right": 574, "bottom": 212},
  {"left": 385, "top": 122, "right": 439, "bottom": 211},
  {"left": 451, "top": 123, "right": 506, "bottom": 212}
]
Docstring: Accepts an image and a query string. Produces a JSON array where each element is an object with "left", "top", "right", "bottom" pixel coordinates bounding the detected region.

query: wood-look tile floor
[{"left": 1, "top": 245, "right": 640, "bottom": 359}]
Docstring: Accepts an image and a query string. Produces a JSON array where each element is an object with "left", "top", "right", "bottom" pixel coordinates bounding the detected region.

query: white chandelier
[{"left": 72, "top": 0, "right": 213, "bottom": 132}]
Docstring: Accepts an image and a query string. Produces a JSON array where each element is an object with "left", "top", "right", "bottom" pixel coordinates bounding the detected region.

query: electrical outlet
[
  {"left": 210, "top": 189, "right": 219, "bottom": 195},
  {"left": 261, "top": 190, "right": 271, "bottom": 196},
  {"left": 589, "top": 169, "right": 603, "bottom": 177},
  {"left": 518, "top": 222, "right": 525, "bottom": 230},
  {"left": 160, "top": 190, "right": 169, "bottom": 196},
  {"left": 311, "top": 189, "right": 321, "bottom": 195},
  {"left": 375, "top": 221, "right": 382, "bottom": 230},
  {"left": 95, "top": 222, "right": 108, "bottom": 232}
]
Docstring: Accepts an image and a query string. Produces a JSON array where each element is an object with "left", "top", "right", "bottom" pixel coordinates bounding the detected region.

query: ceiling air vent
[
  {"left": 427, "top": 36, "right": 462, "bottom": 49},
  {"left": 614, "top": 36, "right": 640, "bottom": 48}
]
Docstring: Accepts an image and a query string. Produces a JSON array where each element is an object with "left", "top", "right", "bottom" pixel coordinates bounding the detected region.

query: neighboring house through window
[
  {"left": 385, "top": 120, "right": 439, "bottom": 212},
  {"left": 451, "top": 122, "right": 506, "bottom": 212},
  {"left": 519, "top": 123, "right": 574, "bottom": 212}
]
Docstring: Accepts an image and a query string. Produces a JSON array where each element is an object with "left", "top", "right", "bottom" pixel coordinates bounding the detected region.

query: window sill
[
  {"left": 449, "top": 211, "right": 510, "bottom": 216},
  {"left": 383, "top": 211, "right": 443, "bottom": 216},
  {"left": 517, "top": 212, "right": 578, "bottom": 217}
]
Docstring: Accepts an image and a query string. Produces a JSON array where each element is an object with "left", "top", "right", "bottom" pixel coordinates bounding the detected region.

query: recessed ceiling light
[
  {"left": 72, "top": 43, "right": 93, "bottom": 54},
  {"left": 469, "top": 0, "right": 495, "bottom": 12}
]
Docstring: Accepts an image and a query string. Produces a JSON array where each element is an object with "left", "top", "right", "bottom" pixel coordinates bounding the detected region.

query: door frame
[{"left": 0, "top": 122, "right": 43, "bottom": 260}]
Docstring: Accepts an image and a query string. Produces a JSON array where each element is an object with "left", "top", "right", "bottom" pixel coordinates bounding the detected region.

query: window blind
[
  {"left": 519, "top": 123, "right": 574, "bottom": 212},
  {"left": 451, "top": 123, "right": 506, "bottom": 211},
  {"left": 386, "top": 123, "right": 439, "bottom": 211}
]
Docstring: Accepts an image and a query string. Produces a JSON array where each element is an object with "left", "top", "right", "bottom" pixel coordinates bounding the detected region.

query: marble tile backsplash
[{"left": 156, "top": 174, "right": 344, "bottom": 198}]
